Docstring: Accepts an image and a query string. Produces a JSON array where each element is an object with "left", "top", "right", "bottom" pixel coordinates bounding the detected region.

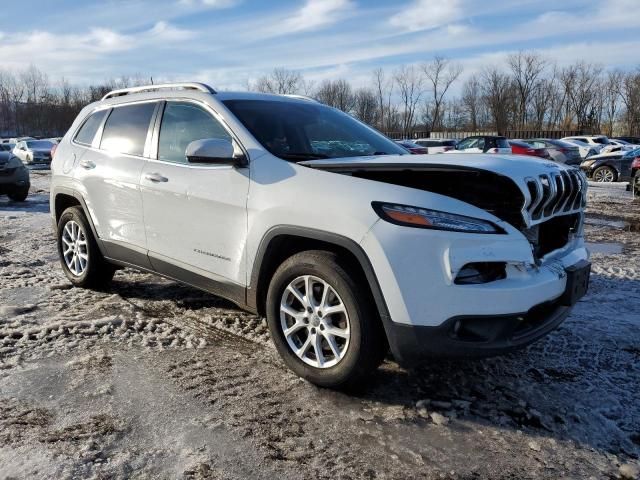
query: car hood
[
  {"left": 299, "top": 153, "right": 574, "bottom": 177},
  {"left": 300, "top": 153, "right": 587, "bottom": 227}
]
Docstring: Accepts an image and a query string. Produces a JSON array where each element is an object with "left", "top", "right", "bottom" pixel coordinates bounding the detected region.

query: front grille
[
  {"left": 522, "top": 213, "right": 581, "bottom": 260},
  {"left": 524, "top": 169, "right": 587, "bottom": 226}
]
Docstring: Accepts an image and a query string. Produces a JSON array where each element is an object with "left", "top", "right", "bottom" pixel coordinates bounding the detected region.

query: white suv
[{"left": 50, "top": 83, "right": 591, "bottom": 388}]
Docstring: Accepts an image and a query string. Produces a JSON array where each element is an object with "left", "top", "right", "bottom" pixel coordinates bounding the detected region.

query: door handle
[
  {"left": 79, "top": 159, "right": 96, "bottom": 169},
  {"left": 144, "top": 172, "right": 169, "bottom": 183}
]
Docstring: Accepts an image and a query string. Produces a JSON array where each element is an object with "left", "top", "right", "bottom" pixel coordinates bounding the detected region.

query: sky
[{"left": 1, "top": 0, "right": 639, "bottom": 91}]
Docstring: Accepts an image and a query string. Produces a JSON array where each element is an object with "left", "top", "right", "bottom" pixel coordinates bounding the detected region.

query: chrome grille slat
[{"left": 522, "top": 168, "right": 587, "bottom": 226}]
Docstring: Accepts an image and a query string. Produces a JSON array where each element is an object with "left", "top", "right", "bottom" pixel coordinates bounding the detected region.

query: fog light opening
[{"left": 454, "top": 262, "right": 506, "bottom": 285}]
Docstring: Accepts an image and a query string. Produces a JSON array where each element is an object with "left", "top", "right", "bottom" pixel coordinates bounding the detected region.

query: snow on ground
[{"left": 0, "top": 171, "right": 639, "bottom": 479}]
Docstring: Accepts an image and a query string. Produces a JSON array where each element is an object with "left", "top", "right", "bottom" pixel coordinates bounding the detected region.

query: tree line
[{"left": 1, "top": 52, "right": 640, "bottom": 138}]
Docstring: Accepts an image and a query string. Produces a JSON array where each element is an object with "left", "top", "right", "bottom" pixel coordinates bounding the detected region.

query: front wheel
[
  {"left": 57, "top": 206, "right": 115, "bottom": 288},
  {"left": 592, "top": 166, "right": 617, "bottom": 183},
  {"left": 266, "top": 250, "right": 386, "bottom": 389},
  {"left": 8, "top": 185, "right": 29, "bottom": 202}
]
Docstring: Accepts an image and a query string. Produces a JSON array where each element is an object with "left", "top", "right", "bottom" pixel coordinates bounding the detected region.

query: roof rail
[
  {"left": 283, "top": 94, "right": 318, "bottom": 103},
  {"left": 101, "top": 82, "right": 216, "bottom": 101}
]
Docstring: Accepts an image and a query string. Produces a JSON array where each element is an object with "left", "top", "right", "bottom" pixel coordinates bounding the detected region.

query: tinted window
[
  {"left": 75, "top": 109, "right": 108, "bottom": 145},
  {"left": 496, "top": 137, "right": 510, "bottom": 148},
  {"left": 26, "top": 140, "right": 54, "bottom": 149},
  {"left": 223, "top": 99, "right": 406, "bottom": 160},
  {"left": 158, "top": 102, "right": 231, "bottom": 164},
  {"left": 101, "top": 102, "right": 156, "bottom": 156},
  {"left": 593, "top": 136, "right": 610, "bottom": 144}
]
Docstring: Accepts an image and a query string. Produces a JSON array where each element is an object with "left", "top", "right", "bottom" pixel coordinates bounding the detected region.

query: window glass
[
  {"left": 75, "top": 109, "right": 108, "bottom": 146},
  {"left": 100, "top": 102, "right": 156, "bottom": 156},
  {"left": 158, "top": 102, "right": 231, "bottom": 164},
  {"left": 223, "top": 99, "right": 406, "bottom": 160},
  {"left": 593, "top": 137, "right": 609, "bottom": 144},
  {"left": 456, "top": 138, "right": 477, "bottom": 150},
  {"left": 496, "top": 137, "right": 510, "bottom": 148}
]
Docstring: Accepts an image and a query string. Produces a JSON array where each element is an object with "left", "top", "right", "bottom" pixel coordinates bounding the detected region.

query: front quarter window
[{"left": 222, "top": 99, "right": 406, "bottom": 160}]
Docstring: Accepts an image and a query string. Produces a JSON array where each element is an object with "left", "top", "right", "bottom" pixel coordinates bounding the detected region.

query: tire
[
  {"left": 592, "top": 165, "right": 617, "bottom": 183},
  {"left": 266, "top": 250, "right": 386, "bottom": 389},
  {"left": 8, "top": 185, "right": 29, "bottom": 202},
  {"left": 57, "top": 206, "right": 115, "bottom": 289}
]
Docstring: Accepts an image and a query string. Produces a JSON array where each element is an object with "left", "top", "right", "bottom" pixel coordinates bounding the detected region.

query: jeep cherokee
[{"left": 50, "top": 83, "right": 591, "bottom": 388}]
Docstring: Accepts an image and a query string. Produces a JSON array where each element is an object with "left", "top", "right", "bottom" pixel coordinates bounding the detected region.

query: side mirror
[{"left": 185, "top": 138, "right": 246, "bottom": 167}]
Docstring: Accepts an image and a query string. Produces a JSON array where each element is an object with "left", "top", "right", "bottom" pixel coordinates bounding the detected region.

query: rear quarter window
[
  {"left": 75, "top": 109, "right": 109, "bottom": 146},
  {"left": 100, "top": 102, "right": 157, "bottom": 156}
]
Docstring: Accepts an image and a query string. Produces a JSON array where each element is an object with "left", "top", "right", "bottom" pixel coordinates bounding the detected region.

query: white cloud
[
  {"left": 280, "top": 0, "right": 353, "bottom": 33},
  {"left": 178, "top": 0, "right": 239, "bottom": 8},
  {"left": 148, "top": 21, "right": 195, "bottom": 41},
  {"left": 390, "top": 0, "right": 463, "bottom": 32}
]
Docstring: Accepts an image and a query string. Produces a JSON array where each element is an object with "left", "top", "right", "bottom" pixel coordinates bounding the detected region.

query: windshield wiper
[{"left": 278, "top": 152, "right": 330, "bottom": 160}]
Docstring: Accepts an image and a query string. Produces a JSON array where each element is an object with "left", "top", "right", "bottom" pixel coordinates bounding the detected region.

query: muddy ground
[{"left": 0, "top": 171, "right": 639, "bottom": 480}]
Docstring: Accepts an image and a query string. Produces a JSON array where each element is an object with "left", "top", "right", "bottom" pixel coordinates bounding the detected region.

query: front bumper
[
  {"left": 360, "top": 217, "right": 590, "bottom": 363},
  {"left": 387, "top": 259, "right": 590, "bottom": 365}
]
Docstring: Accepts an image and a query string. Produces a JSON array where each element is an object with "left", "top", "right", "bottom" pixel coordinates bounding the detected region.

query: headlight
[
  {"left": 372, "top": 202, "right": 504, "bottom": 234},
  {"left": 6, "top": 156, "right": 23, "bottom": 168}
]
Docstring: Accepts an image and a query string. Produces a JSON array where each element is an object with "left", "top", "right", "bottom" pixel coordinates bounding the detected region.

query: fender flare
[{"left": 247, "top": 225, "right": 394, "bottom": 340}]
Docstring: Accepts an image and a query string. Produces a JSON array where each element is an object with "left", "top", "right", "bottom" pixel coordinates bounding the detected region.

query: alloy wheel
[
  {"left": 61, "top": 220, "right": 89, "bottom": 276},
  {"left": 594, "top": 168, "right": 615, "bottom": 182},
  {"left": 280, "top": 275, "right": 351, "bottom": 369}
]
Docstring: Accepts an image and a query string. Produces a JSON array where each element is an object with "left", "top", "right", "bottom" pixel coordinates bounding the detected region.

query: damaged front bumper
[{"left": 360, "top": 217, "right": 590, "bottom": 364}]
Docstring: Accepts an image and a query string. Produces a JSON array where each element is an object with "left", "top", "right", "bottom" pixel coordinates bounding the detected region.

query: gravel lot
[{"left": 1, "top": 171, "right": 639, "bottom": 479}]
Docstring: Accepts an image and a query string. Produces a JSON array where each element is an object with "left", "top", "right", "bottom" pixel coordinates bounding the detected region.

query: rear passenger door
[
  {"left": 73, "top": 101, "right": 158, "bottom": 264},
  {"left": 140, "top": 100, "right": 250, "bottom": 285}
]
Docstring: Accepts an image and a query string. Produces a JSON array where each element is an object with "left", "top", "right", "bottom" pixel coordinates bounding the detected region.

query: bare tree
[
  {"left": 253, "top": 68, "right": 303, "bottom": 94},
  {"left": 481, "top": 67, "right": 515, "bottom": 135},
  {"left": 601, "top": 70, "right": 623, "bottom": 136},
  {"left": 353, "top": 88, "right": 378, "bottom": 126},
  {"left": 507, "top": 51, "right": 547, "bottom": 128},
  {"left": 560, "top": 62, "right": 603, "bottom": 131},
  {"left": 422, "top": 56, "right": 462, "bottom": 131},
  {"left": 618, "top": 69, "right": 640, "bottom": 135},
  {"left": 372, "top": 68, "right": 394, "bottom": 131},
  {"left": 461, "top": 75, "right": 482, "bottom": 131},
  {"left": 315, "top": 79, "right": 355, "bottom": 112},
  {"left": 394, "top": 65, "right": 423, "bottom": 137}
]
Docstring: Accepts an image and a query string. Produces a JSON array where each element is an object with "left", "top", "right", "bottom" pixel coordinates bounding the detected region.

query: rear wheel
[
  {"left": 57, "top": 206, "right": 115, "bottom": 288},
  {"left": 8, "top": 185, "right": 29, "bottom": 202},
  {"left": 592, "top": 166, "right": 617, "bottom": 183},
  {"left": 266, "top": 250, "right": 386, "bottom": 389}
]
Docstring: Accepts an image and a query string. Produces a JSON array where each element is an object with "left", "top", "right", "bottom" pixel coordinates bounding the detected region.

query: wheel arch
[
  {"left": 248, "top": 226, "right": 392, "bottom": 333},
  {"left": 53, "top": 188, "right": 106, "bottom": 256}
]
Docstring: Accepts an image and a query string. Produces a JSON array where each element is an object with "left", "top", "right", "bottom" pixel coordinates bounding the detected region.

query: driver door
[{"left": 140, "top": 100, "right": 250, "bottom": 285}]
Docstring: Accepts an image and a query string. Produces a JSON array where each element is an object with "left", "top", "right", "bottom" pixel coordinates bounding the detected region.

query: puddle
[
  {"left": 584, "top": 217, "right": 629, "bottom": 229},
  {"left": 585, "top": 242, "right": 624, "bottom": 255},
  {"left": 584, "top": 216, "right": 640, "bottom": 232}
]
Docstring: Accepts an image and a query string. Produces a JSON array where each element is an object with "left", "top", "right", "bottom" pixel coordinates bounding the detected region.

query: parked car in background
[
  {"left": 519, "top": 139, "right": 582, "bottom": 165},
  {"left": 395, "top": 140, "right": 429, "bottom": 154},
  {"left": 562, "top": 138, "right": 599, "bottom": 159},
  {"left": 613, "top": 136, "right": 640, "bottom": 144},
  {"left": 9, "top": 136, "right": 35, "bottom": 144},
  {"left": 451, "top": 135, "right": 512, "bottom": 154},
  {"left": 414, "top": 138, "right": 457, "bottom": 153},
  {"left": 12, "top": 139, "right": 55, "bottom": 166},
  {"left": 563, "top": 135, "right": 611, "bottom": 148},
  {"left": 508, "top": 140, "right": 551, "bottom": 159},
  {"left": 627, "top": 148, "right": 640, "bottom": 181},
  {"left": 0, "top": 143, "right": 15, "bottom": 152},
  {"left": 0, "top": 150, "right": 30, "bottom": 201},
  {"left": 580, "top": 151, "right": 633, "bottom": 182}
]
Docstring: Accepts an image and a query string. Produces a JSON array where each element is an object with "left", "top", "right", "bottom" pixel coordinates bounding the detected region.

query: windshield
[
  {"left": 26, "top": 140, "right": 54, "bottom": 149},
  {"left": 222, "top": 99, "right": 406, "bottom": 160}
]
